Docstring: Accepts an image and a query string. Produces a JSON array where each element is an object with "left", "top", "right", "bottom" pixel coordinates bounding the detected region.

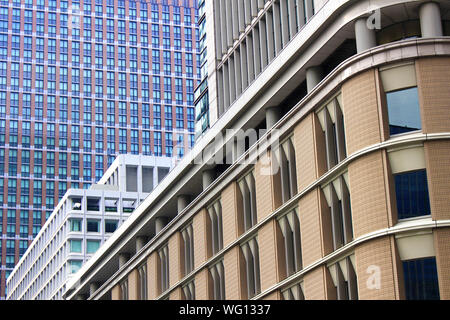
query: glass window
[
  {"left": 69, "top": 260, "right": 82, "bottom": 274},
  {"left": 105, "top": 220, "right": 118, "bottom": 233},
  {"left": 394, "top": 169, "right": 431, "bottom": 219},
  {"left": 387, "top": 87, "right": 421, "bottom": 135},
  {"left": 70, "top": 239, "right": 82, "bottom": 253},
  {"left": 87, "top": 219, "right": 100, "bottom": 232},
  {"left": 403, "top": 257, "right": 440, "bottom": 300},
  {"left": 86, "top": 240, "right": 100, "bottom": 254},
  {"left": 68, "top": 219, "right": 81, "bottom": 232}
]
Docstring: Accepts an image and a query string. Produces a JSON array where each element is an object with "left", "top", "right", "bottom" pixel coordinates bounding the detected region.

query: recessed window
[
  {"left": 282, "top": 282, "right": 305, "bottom": 300},
  {"left": 182, "top": 281, "right": 195, "bottom": 300},
  {"left": 237, "top": 171, "right": 257, "bottom": 234},
  {"left": 241, "top": 237, "right": 261, "bottom": 299},
  {"left": 181, "top": 224, "right": 194, "bottom": 276},
  {"left": 86, "top": 240, "right": 100, "bottom": 254},
  {"left": 87, "top": 219, "right": 100, "bottom": 233},
  {"left": 387, "top": 87, "right": 421, "bottom": 135},
  {"left": 403, "top": 257, "right": 440, "bottom": 300},
  {"left": 209, "top": 261, "right": 225, "bottom": 300},
  {"left": 70, "top": 219, "right": 82, "bottom": 232},
  {"left": 70, "top": 239, "right": 82, "bottom": 253},
  {"left": 207, "top": 199, "right": 223, "bottom": 257},
  {"left": 105, "top": 220, "right": 118, "bottom": 233},
  {"left": 394, "top": 169, "right": 431, "bottom": 219},
  {"left": 328, "top": 255, "right": 358, "bottom": 300},
  {"left": 69, "top": 260, "right": 82, "bottom": 274},
  {"left": 277, "top": 209, "right": 302, "bottom": 278}
]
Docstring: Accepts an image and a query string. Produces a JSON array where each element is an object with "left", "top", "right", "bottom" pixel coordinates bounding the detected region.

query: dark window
[
  {"left": 387, "top": 87, "right": 421, "bottom": 135},
  {"left": 395, "top": 169, "right": 431, "bottom": 219},
  {"left": 403, "top": 257, "right": 440, "bottom": 300},
  {"left": 105, "top": 220, "right": 118, "bottom": 233},
  {"left": 87, "top": 220, "right": 99, "bottom": 232}
]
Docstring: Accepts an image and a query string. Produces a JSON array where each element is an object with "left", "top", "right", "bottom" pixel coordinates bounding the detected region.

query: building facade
[
  {"left": 6, "top": 154, "right": 173, "bottom": 300},
  {"left": 61, "top": 0, "right": 449, "bottom": 301},
  {"left": 0, "top": 0, "right": 199, "bottom": 298}
]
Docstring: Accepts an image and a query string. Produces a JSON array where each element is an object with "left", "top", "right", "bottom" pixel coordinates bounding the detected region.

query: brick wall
[
  {"left": 168, "top": 232, "right": 182, "bottom": 288},
  {"left": 223, "top": 246, "right": 242, "bottom": 300},
  {"left": 348, "top": 150, "right": 390, "bottom": 238},
  {"left": 258, "top": 220, "right": 279, "bottom": 292},
  {"left": 127, "top": 269, "right": 139, "bottom": 300},
  {"left": 221, "top": 182, "right": 239, "bottom": 247},
  {"left": 342, "top": 69, "right": 382, "bottom": 155},
  {"left": 195, "top": 268, "right": 210, "bottom": 300},
  {"left": 416, "top": 57, "right": 450, "bottom": 133},
  {"left": 433, "top": 227, "right": 450, "bottom": 300},
  {"left": 147, "top": 252, "right": 159, "bottom": 299},
  {"left": 424, "top": 140, "right": 450, "bottom": 220},
  {"left": 193, "top": 209, "right": 208, "bottom": 269}
]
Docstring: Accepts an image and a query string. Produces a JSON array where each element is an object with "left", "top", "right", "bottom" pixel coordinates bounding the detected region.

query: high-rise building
[
  {"left": 17, "top": 0, "right": 450, "bottom": 301},
  {"left": 0, "top": 0, "right": 199, "bottom": 299},
  {"left": 6, "top": 154, "right": 173, "bottom": 300}
]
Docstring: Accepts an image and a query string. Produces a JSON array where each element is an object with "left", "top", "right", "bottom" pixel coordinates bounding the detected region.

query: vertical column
[
  {"left": 202, "top": 169, "right": 215, "bottom": 191},
  {"left": 266, "top": 107, "right": 282, "bottom": 129},
  {"left": 306, "top": 66, "right": 323, "bottom": 93},
  {"left": 229, "top": 55, "right": 236, "bottom": 104},
  {"left": 136, "top": 236, "right": 147, "bottom": 252},
  {"left": 297, "top": 0, "right": 306, "bottom": 28},
  {"left": 177, "top": 195, "right": 190, "bottom": 214},
  {"left": 155, "top": 216, "right": 169, "bottom": 234},
  {"left": 225, "top": 0, "right": 233, "bottom": 47},
  {"left": 266, "top": 9, "right": 275, "bottom": 63},
  {"left": 238, "top": 0, "right": 246, "bottom": 32},
  {"left": 217, "top": 69, "right": 224, "bottom": 116},
  {"left": 305, "top": 0, "right": 314, "bottom": 21},
  {"left": 234, "top": 49, "right": 242, "bottom": 97},
  {"left": 259, "top": 18, "right": 268, "bottom": 70},
  {"left": 244, "top": 0, "right": 252, "bottom": 25},
  {"left": 354, "top": 18, "right": 377, "bottom": 53},
  {"left": 273, "top": 1, "right": 282, "bottom": 54},
  {"left": 280, "top": 0, "right": 290, "bottom": 45},
  {"left": 240, "top": 42, "right": 248, "bottom": 90},
  {"left": 222, "top": 63, "right": 230, "bottom": 110},
  {"left": 246, "top": 34, "right": 255, "bottom": 83},
  {"left": 288, "top": 0, "right": 297, "bottom": 36},
  {"left": 89, "top": 282, "right": 100, "bottom": 297},
  {"left": 419, "top": 2, "right": 443, "bottom": 38},
  {"left": 118, "top": 253, "right": 130, "bottom": 269},
  {"left": 253, "top": 26, "right": 261, "bottom": 77},
  {"left": 251, "top": 0, "right": 258, "bottom": 18},
  {"left": 220, "top": 0, "right": 228, "bottom": 54},
  {"left": 214, "top": 0, "right": 223, "bottom": 58},
  {"left": 232, "top": 0, "right": 239, "bottom": 40}
]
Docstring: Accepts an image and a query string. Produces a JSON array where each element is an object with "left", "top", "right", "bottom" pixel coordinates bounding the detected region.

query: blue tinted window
[
  {"left": 387, "top": 87, "right": 421, "bottom": 135},
  {"left": 395, "top": 169, "right": 430, "bottom": 219},
  {"left": 403, "top": 257, "right": 440, "bottom": 300}
]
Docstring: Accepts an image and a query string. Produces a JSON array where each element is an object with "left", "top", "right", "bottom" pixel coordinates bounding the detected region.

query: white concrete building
[{"left": 6, "top": 155, "right": 173, "bottom": 300}]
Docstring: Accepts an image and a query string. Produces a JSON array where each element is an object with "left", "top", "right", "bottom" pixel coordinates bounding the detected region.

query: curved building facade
[{"left": 59, "top": 0, "right": 450, "bottom": 300}]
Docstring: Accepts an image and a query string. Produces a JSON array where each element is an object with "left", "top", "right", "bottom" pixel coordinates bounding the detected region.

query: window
[
  {"left": 138, "top": 264, "right": 148, "bottom": 300},
  {"left": 237, "top": 171, "right": 257, "bottom": 233},
  {"left": 87, "top": 220, "right": 100, "bottom": 233},
  {"left": 277, "top": 209, "right": 302, "bottom": 277},
  {"left": 207, "top": 200, "right": 223, "bottom": 257},
  {"left": 403, "top": 257, "right": 440, "bottom": 300},
  {"left": 209, "top": 261, "right": 225, "bottom": 300},
  {"left": 273, "top": 136, "right": 298, "bottom": 204},
  {"left": 328, "top": 255, "right": 358, "bottom": 300},
  {"left": 394, "top": 169, "right": 431, "bottom": 220},
  {"left": 70, "top": 239, "right": 82, "bottom": 253},
  {"left": 86, "top": 240, "right": 100, "bottom": 254},
  {"left": 281, "top": 282, "right": 305, "bottom": 300},
  {"left": 317, "top": 94, "right": 347, "bottom": 170},
  {"left": 380, "top": 63, "right": 421, "bottom": 136},
  {"left": 158, "top": 245, "right": 169, "bottom": 294},
  {"left": 120, "top": 279, "right": 129, "bottom": 300},
  {"left": 181, "top": 224, "right": 194, "bottom": 276},
  {"left": 69, "top": 260, "right": 82, "bottom": 274},
  {"left": 70, "top": 219, "right": 82, "bottom": 232},
  {"left": 322, "top": 174, "right": 353, "bottom": 251},
  {"left": 105, "top": 220, "right": 118, "bottom": 233},
  {"left": 182, "top": 281, "right": 195, "bottom": 300},
  {"left": 241, "top": 237, "right": 261, "bottom": 299}
]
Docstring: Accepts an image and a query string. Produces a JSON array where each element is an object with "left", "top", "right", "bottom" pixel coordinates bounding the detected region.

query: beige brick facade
[
  {"left": 193, "top": 209, "right": 208, "bottom": 269},
  {"left": 127, "top": 269, "right": 139, "bottom": 300},
  {"left": 433, "top": 227, "right": 450, "bottom": 300},
  {"left": 147, "top": 252, "right": 159, "bottom": 300},
  {"left": 111, "top": 285, "right": 120, "bottom": 300},
  {"left": 221, "top": 182, "right": 239, "bottom": 247},
  {"left": 348, "top": 150, "right": 390, "bottom": 238},
  {"left": 223, "top": 246, "right": 242, "bottom": 300},
  {"left": 293, "top": 113, "right": 318, "bottom": 191},
  {"left": 168, "top": 232, "right": 182, "bottom": 288},
  {"left": 258, "top": 220, "right": 279, "bottom": 292},
  {"left": 424, "top": 140, "right": 450, "bottom": 221},
  {"left": 416, "top": 57, "right": 450, "bottom": 133},
  {"left": 255, "top": 154, "right": 275, "bottom": 222},
  {"left": 342, "top": 69, "right": 382, "bottom": 155},
  {"left": 355, "top": 236, "right": 399, "bottom": 300},
  {"left": 195, "top": 268, "right": 210, "bottom": 300},
  {"left": 303, "top": 266, "right": 327, "bottom": 300}
]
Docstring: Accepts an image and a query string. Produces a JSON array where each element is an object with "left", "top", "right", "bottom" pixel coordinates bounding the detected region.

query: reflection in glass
[{"left": 387, "top": 87, "right": 421, "bottom": 135}]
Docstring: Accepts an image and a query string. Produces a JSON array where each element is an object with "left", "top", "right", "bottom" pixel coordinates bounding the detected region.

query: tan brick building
[{"left": 60, "top": 0, "right": 450, "bottom": 301}]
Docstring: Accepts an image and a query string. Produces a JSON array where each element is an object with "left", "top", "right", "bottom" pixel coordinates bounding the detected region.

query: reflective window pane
[{"left": 387, "top": 87, "right": 421, "bottom": 135}]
